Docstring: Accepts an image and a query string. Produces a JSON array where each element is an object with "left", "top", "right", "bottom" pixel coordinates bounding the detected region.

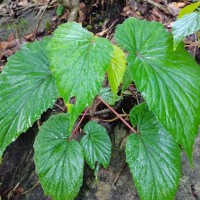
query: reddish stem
[
  {"left": 69, "top": 107, "right": 90, "bottom": 141},
  {"left": 97, "top": 97, "right": 138, "bottom": 134}
]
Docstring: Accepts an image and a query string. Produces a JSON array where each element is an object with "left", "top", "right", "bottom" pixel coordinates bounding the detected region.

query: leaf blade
[
  {"left": 48, "top": 22, "right": 113, "bottom": 129},
  {"left": 80, "top": 121, "right": 111, "bottom": 170},
  {"left": 126, "top": 103, "right": 181, "bottom": 200},
  {"left": 115, "top": 17, "right": 200, "bottom": 162},
  {"left": 0, "top": 40, "right": 57, "bottom": 160},
  {"left": 34, "top": 114, "right": 84, "bottom": 200},
  {"left": 107, "top": 45, "right": 126, "bottom": 96},
  {"left": 172, "top": 12, "right": 200, "bottom": 48}
]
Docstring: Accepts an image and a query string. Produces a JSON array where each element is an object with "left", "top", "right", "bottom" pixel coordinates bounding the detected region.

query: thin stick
[
  {"left": 97, "top": 97, "right": 137, "bottom": 134},
  {"left": 98, "top": 114, "right": 128, "bottom": 123},
  {"left": 112, "top": 163, "right": 127, "bottom": 186},
  {"left": 144, "top": 0, "right": 173, "bottom": 16},
  {"left": 68, "top": 107, "right": 90, "bottom": 140},
  {"left": 21, "top": 181, "right": 40, "bottom": 195},
  {"left": 34, "top": 0, "right": 52, "bottom": 38}
]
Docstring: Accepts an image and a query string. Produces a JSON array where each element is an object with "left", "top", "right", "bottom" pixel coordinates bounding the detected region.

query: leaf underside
[
  {"left": 34, "top": 114, "right": 84, "bottom": 200},
  {"left": 172, "top": 12, "right": 200, "bottom": 48},
  {"left": 0, "top": 40, "right": 57, "bottom": 160},
  {"left": 126, "top": 103, "right": 181, "bottom": 200},
  {"left": 48, "top": 22, "right": 113, "bottom": 130},
  {"left": 80, "top": 121, "right": 111, "bottom": 170},
  {"left": 115, "top": 17, "right": 200, "bottom": 162}
]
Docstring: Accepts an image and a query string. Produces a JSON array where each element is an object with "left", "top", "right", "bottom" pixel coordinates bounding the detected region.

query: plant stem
[
  {"left": 97, "top": 97, "right": 138, "bottom": 134},
  {"left": 72, "top": 107, "right": 90, "bottom": 135}
]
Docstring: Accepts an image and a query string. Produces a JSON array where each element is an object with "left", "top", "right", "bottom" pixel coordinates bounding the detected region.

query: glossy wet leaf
[
  {"left": 98, "top": 87, "right": 121, "bottom": 106},
  {"left": 80, "top": 121, "right": 111, "bottom": 171},
  {"left": 178, "top": 2, "right": 200, "bottom": 18},
  {"left": 0, "top": 40, "right": 57, "bottom": 161},
  {"left": 107, "top": 45, "right": 126, "bottom": 96},
  {"left": 48, "top": 22, "right": 113, "bottom": 130},
  {"left": 172, "top": 12, "right": 200, "bottom": 48},
  {"left": 115, "top": 17, "right": 200, "bottom": 163},
  {"left": 34, "top": 114, "right": 84, "bottom": 200},
  {"left": 126, "top": 103, "right": 181, "bottom": 200}
]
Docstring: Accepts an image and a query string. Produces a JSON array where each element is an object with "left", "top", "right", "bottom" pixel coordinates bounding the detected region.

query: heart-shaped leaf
[
  {"left": 34, "top": 114, "right": 84, "bottom": 200},
  {"left": 0, "top": 40, "right": 57, "bottom": 160},
  {"left": 115, "top": 17, "right": 200, "bottom": 163},
  {"left": 48, "top": 22, "right": 113, "bottom": 130},
  {"left": 126, "top": 103, "right": 181, "bottom": 200},
  {"left": 80, "top": 121, "right": 111, "bottom": 171}
]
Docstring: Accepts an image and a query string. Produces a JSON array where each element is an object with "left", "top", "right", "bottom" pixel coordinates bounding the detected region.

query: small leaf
[
  {"left": 0, "top": 40, "right": 57, "bottom": 160},
  {"left": 56, "top": 5, "right": 65, "bottom": 16},
  {"left": 34, "top": 114, "right": 84, "bottom": 200},
  {"left": 126, "top": 103, "right": 181, "bottom": 200},
  {"left": 98, "top": 87, "right": 121, "bottom": 106},
  {"left": 48, "top": 22, "right": 113, "bottom": 130},
  {"left": 172, "top": 12, "right": 200, "bottom": 48},
  {"left": 178, "top": 2, "right": 200, "bottom": 18},
  {"left": 107, "top": 45, "right": 126, "bottom": 96},
  {"left": 80, "top": 121, "right": 111, "bottom": 171},
  {"left": 115, "top": 17, "right": 200, "bottom": 163}
]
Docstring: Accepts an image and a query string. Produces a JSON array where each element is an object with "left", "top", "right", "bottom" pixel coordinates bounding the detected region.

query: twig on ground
[
  {"left": 97, "top": 97, "right": 138, "bottom": 134},
  {"left": 21, "top": 181, "right": 40, "bottom": 195},
  {"left": 143, "top": 0, "right": 173, "bottom": 16},
  {"left": 34, "top": 0, "right": 52, "bottom": 38},
  {"left": 7, "top": 7, "right": 22, "bottom": 43},
  {"left": 85, "top": 100, "right": 121, "bottom": 116},
  {"left": 112, "top": 163, "right": 127, "bottom": 186},
  {"left": 98, "top": 114, "right": 128, "bottom": 123}
]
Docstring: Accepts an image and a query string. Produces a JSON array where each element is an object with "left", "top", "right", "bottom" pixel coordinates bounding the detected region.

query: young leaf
[
  {"left": 80, "top": 121, "right": 111, "bottom": 171},
  {"left": 126, "top": 103, "right": 181, "bottom": 200},
  {"left": 107, "top": 45, "right": 126, "bottom": 96},
  {"left": 178, "top": 2, "right": 200, "bottom": 19},
  {"left": 115, "top": 17, "right": 200, "bottom": 163},
  {"left": 48, "top": 22, "right": 113, "bottom": 130},
  {"left": 98, "top": 87, "right": 121, "bottom": 106},
  {"left": 34, "top": 114, "right": 84, "bottom": 200},
  {"left": 172, "top": 12, "right": 200, "bottom": 48},
  {"left": 0, "top": 40, "right": 57, "bottom": 161}
]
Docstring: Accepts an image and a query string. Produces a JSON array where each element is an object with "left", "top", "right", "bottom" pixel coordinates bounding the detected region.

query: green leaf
[
  {"left": 172, "top": 12, "right": 200, "bottom": 48},
  {"left": 56, "top": 5, "right": 65, "bottom": 16},
  {"left": 178, "top": 2, "right": 200, "bottom": 18},
  {"left": 98, "top": 87, "right": 121, "bottom": 106},
  {"left": 34, "top": 114, "right": 84, "bottom": 200},
  {"left": 126, "top": 103, "right": 181, "bottom": 200},
  {"left": 80, "top": 121, "right": 111, "bottom": 171},
  {"left": 115, "top": 17, "right": 200, "bottom": 163},
  {"left": 107, "top": 45, "right": 126, "bottom": 96},
  {"left": 0, "top": 40, "right": 57, "bottom": 160},
  {"left": 48, "top": 22, "right": 113, "bottom": 130}
]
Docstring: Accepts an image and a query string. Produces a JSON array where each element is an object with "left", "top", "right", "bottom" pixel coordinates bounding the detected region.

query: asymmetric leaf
[
  {"left": 107, "top": 45, "right": 126, "bottom": 96},
  {"left": 80, "top": 121, "right": 111, "bottom": 170},
  {"left": 126, "top": 103, "right": 181, "bottom": 200},
  {"left": 48, "top": 22, "right": 113, "bottom": 130},
  {"left": 0, "top": 40, "right": 57, "bottom": 160},
  {"left": 115, "top": 17, "right": 200, "bottom": 162},
  {"left": 172, "top": 12, "right": 200, "bottom": 48},
  {"left": 34, "top": 114, "right": 84, "bottom": 200}
]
